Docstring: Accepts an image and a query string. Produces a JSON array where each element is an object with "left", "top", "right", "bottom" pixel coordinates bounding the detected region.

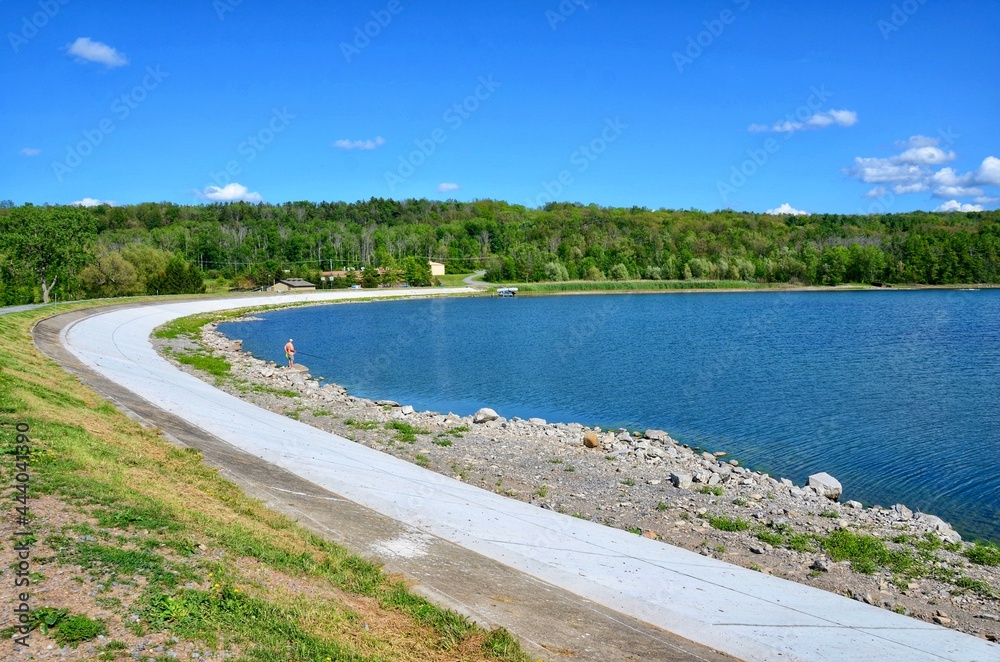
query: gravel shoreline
[{"left": 153, "top": 317, "right": 1000, "bottom": 644}]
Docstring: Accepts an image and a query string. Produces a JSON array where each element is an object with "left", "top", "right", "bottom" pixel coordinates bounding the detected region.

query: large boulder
[
  {"left": 582, "top": 432, "right": 600, "bottom": 448},
  {"left": 473, "top": 407, "right": 499, "bottom": 424},
  {"left": 807, "top": 472, "right": 843, "bottom": 501}
]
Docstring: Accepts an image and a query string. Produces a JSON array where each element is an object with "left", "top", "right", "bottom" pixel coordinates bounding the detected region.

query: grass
[
  {"left": 385, "top": 420, "right": 431, "bottom": 443},
  {"left": 175, "top": 352, "right": 232, "bottom": 377},
  {"left": 963, "top": 541, "right": 1000, "bottom": 566},
  {"left": 343, "top": 417, "right": 379, "bottom": 430},
  {"left": 437, "top": 272, "right": 476, "bottom": 288},
  {"left": 0, "top": 304, "right": 532, "bottom": 661},
  {"left": 703, "top": 515, "right": 750, "bottom": 532},
  {"left": 696, "top": 485, "right": 724, "bottom": 496}
]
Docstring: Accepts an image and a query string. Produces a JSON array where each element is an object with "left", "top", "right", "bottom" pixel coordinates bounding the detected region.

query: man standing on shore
[{"left": 284, "top": 339, "right": 295, "bottom": 366}]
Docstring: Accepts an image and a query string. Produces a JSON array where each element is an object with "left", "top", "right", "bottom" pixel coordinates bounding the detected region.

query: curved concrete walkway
[{"left": 44, "top": 290, "right": 998, "bottom": 662}]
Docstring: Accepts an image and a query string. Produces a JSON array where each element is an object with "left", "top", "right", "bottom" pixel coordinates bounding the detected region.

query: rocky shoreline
[{"left": 153, "top": 319, "right": 999, "bottom": 643}]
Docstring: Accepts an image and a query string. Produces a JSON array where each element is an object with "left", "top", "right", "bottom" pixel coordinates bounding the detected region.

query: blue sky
[{"left": 2, "top": 0, "right": 999, "bottom": 214}]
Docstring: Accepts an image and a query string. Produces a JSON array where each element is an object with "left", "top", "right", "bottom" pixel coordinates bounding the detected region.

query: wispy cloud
[
  {"left": 749, "top": 109, "right": 858, "bottom": 134},
  {"left": 67, "top": 37, "right": 129, "bottom": 68},
  {"left": 333, "top": 136, "right": 385, "bottom": 151},
  {"left": 198, "top": 183, "right": 263, "bottom": 203},
  {"left": 20, "top": 148, "right": 41, "bottom": 156},
  {"left": 766, "top": 203, "right": 808, "bottom": 216},
  {"left": 846, "top": 138, "right": 999, "bottom": 202},
  {"left": 71, "top": 198, "right": 115, "bottom": 207},
  {"left": 436, "top": 182, "right": 460, "bottom": 193}
]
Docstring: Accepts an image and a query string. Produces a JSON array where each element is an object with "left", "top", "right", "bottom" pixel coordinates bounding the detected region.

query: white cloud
[
  {"left": 67, "top": 37, "right": 128, "bottom": 67},
  {"left": 864, "top": 186, "right": 888, "bottom": 199},
  {"left": 847, "top": 140, "right": 999, "bottom": 202},
  {"left": 749, "top": 109, "right": 858, "bottom": 134},
  {"left": 198, "top": 183, "right": 263, "bottom": 203},
  {"left": 895, "top": 146, "right": 956, "bottom": 165},
  {"left": 934, "top": 200, "right": 984, "bottom": 212},
  {"left": 849, "top": 157, "right": 926, "bottom": 185},
  {"left": 766, "top": 203, "right": 808, "bottom": 216},
  {"left": 974, "top": 195, "right": 1000, "bottom": 204},
  {"left": 333, "top": 136, "right": 385, "bottom": 151},
  {"left": 896, "top": 135, "right": 941, "bottom": 149},
  {"left": 19, "top": 147, "right": 41, "bottom": 156},
  {"left": 933, "top": 185, "right": 984, "bottom": 199},
  {"left": 976, "top": 156, "right": 1000, "bottom": 186},
  {"left": 71, "top": 198, "right": 115, "bottom": 207},
  {"left": 436, "top": 182, "right": 460, "bottom": 193},
  {"left": 892, "top": 183, "right": 929, "bottom": 194}
]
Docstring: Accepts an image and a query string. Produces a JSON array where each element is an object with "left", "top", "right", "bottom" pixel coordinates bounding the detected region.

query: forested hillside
[{"left": 1, "top": 198, "right": 998, "bottom": 305}]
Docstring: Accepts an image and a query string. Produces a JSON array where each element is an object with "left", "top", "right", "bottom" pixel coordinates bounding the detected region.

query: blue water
[{"left": 219, "top": 290, "right": 1000, "bottom": 542}]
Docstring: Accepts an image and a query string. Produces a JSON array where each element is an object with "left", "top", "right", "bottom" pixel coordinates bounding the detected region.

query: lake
[{"left": 218, "top": 289, "right": 1000, "bottom": 542}]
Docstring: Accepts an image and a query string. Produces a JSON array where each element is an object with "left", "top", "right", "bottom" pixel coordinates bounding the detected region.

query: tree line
[{"left": 1, "top": 198, "right": 998, "bottom": 305}]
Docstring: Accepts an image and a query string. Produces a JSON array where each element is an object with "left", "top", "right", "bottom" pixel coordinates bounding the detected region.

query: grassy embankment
[{"left": 0, "top": 302, "right": 531, "bottom": 661}]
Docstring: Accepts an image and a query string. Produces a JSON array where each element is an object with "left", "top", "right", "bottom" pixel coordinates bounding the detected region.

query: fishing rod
[{"left": 293, "top": 350, "right": 337, "bottom": 362}]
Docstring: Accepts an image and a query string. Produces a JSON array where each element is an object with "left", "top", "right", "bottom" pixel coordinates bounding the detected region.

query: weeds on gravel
[
  {"left": 696, "top": 485, "right": 723, "bottom": 496},
  {"left": 964, "top": 541, "right": 1000, "bottom": 566},
  {"left": 385, "top": 420, "right": 430, "bottom": 443},
  {"left": 703, "top": 515, "right": 749, "bottom": 532},
  {"left": 343, "top": 418, "right": 378, "bottom": 430}
]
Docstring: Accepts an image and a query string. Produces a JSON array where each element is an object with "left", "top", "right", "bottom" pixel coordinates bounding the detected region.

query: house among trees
[
  {"left": 429, "top": 261, "right": 446, "bottom": 277},
  {"left": 268, "top": 277, "right": 316, "bottom": 292}
]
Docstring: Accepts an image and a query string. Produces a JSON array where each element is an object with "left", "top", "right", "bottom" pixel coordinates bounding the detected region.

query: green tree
[
  {"left": 401, "top": 256, "right": 432, "bottom": 286},
  {"left": 148, "top": 257, "right": 206, "bottom": 295},
  {"left": 78, "top": 248, "right": 140, "bottom": 298},
  {"left": 0, "top": 206, "right": 96, "bottom": 302}
]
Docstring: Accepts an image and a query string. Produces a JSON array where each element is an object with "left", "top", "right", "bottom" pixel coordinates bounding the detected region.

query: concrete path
[{"left": 45, "top": 290, "right": 999, "bottom": 662}]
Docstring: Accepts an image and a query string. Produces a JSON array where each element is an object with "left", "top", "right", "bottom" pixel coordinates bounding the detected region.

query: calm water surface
[{"left": 219, "top": 290, "right": 1000, "bottom": 541}]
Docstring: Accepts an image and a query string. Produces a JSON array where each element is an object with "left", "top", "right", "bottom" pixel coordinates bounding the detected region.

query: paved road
[{"left": 40, "top": 290, "right": 1000, "bottom": 661}]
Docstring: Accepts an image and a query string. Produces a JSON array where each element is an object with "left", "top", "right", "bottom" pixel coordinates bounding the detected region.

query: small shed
[
  {"left": 269, "top": 278, "right": 316, "bottom": 292},
  {"left": 428, "top": 261, "right": 446, "bottom": 277}
]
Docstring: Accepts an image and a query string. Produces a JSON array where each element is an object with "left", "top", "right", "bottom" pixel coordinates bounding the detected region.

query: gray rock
[
  {"left": 528, "top": 417, "right": 547, "bottom": 426},
  {"left": 473, "top": 407, "right": 499, "bottom": 424},
  {"left": 644, "top": 429, "right": 669, "bottom": 442},
  {"left": 806, "top": 472, "right": 843, "bottom": 501},
  {"left": 892, "top": 503, "right": 913, "bottom": 520},
  {"left": 670, "top": 472, "right": 693, "bottom": 489},
  {"left": 844, "top": 500, "right": 863, "bottom": 509},
  {"left": 810, "top": 558, "right": 831, "bottom": 572},
  {"left": 400, "top": 405, "right": 414, "bottom": 415}
]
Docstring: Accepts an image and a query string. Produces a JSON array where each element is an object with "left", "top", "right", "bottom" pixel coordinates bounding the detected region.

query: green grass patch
[
  {"left": 963, "top": 541, "right": 1000, "bottom": 566},
  {"left": 414, "top": 454, "right": 430, "bottom": 468},
  {"left": 385, "top": 420, "right": 431, "bottom": 443},
  {"left": 703, "top": 515, "right": 749, "bottom": 532},
  {"left": 175, "top": 352, "right": 231, "bottom": 377},
  {"left": 696, "top": 485, "right": 723, "bottom": 496},
  {"left": 447, "top": 425, "right": 471, "bottom": 436}
]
